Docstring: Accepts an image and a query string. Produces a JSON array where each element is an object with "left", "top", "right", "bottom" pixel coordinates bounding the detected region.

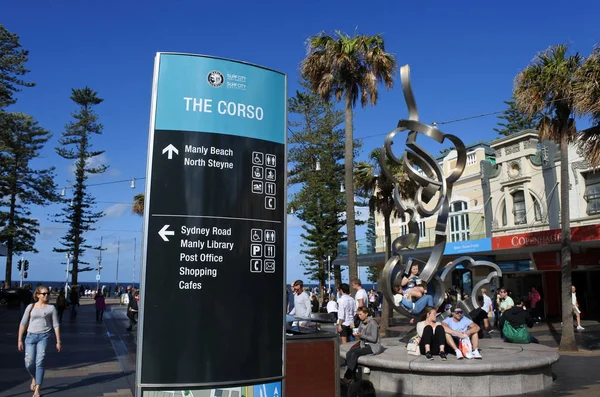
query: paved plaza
[{"left": 0, "top": 301, "right": 599, "bottom": 396}]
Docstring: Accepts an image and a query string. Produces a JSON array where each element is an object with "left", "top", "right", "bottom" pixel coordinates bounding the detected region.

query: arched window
[
  {"left": 512, "top": 191, "right": 526, "bottom": 225},
  {"left": 449, "top": 201, "right": 470, "bottom": 242}
]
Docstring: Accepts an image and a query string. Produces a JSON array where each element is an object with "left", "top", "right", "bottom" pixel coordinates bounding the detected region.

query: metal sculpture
[{"left": 379, "top": 65, "right": 502, "bottom": 317}]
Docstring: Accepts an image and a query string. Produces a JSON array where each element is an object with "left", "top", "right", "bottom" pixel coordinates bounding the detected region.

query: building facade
[{"left": 336, "top": 130, "right": 600, "bottom": 318}]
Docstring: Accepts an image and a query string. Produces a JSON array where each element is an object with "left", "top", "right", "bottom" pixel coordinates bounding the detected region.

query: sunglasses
[
  {"left": 454, "top": 311, "right": 463, "bottom": 314},
  {"left": 39, "top": 292, "right": 49, "bottom": 296}
]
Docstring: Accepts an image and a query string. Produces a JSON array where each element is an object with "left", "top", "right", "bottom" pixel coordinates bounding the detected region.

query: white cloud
[
  {"left": 103, "top": 203, "right": 130, "bottom": 219},
  {"left": 68, "top": 153, "right": 116, "bottom": 177}
]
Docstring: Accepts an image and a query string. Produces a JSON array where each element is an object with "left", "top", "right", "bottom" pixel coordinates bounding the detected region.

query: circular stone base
[{"left": 340, "top": 338, "right": 559, "bottom": 396}]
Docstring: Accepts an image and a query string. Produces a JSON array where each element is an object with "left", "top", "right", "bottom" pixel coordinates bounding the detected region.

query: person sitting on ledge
[
  {"left": 342, "top": 306, "right": 382, "bottom": 386},
  {"left": 442, "top": 303, "right": 482, "bottom": 359},
  {"left": 393, "top": 282, "right": 434, "bottom": 315},
  {"left": 499, "top": 296, "right": 539, "bottom": 344},
  {"left": 416, "top": 306, "right": 448, "bottom": 360}
]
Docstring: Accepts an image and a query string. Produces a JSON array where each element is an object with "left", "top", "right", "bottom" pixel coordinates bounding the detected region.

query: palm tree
[
  {"left": 301, "top": 31, "right": 396, "bottom": 284},
  {"left": 574, "top": 46, "right": 600, "bottom": 165},
  {"left": 355, "top": 148, "right": 412, "bottom": 332},
  {"left": 132, "top": 193, "right": 144, "bottom": 216},
  {"left": 514, "top": 44, "right": 600, "bottom": 351}
]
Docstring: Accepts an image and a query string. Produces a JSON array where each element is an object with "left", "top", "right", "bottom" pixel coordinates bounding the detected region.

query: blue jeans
[
  {"left": 401, "top": 295, "right": 434, "bottom": 315},
  {"left": 24, "top": 332, "right": 50, "bottom": 385}
]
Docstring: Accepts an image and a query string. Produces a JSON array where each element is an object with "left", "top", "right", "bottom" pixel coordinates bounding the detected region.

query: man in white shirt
[
  {"left": 352, "top": 278, "right": 368, "bottom": 327},
  {"left": 289, "top": 280, "right": 311, "bottom": 319},
  {"left": 352, "top": 278, "right": 368, "bottom": 309},
  {"left": 336, "top": 283, "right": 356, "bottom": 344}
]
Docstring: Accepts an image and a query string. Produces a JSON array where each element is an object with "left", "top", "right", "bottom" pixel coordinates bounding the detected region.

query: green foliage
[
  {"left": 355, "top": 148, "right": 413, "bottom": 259},
  {"left": 365, "top": 266, "right": 379, "bottom": 284},
  {"left": 0, "top": 112, "right": 57, "bottom": 286},
  {"left": 301, "top": 30, "right": 397, "bottom": 284},
  {"left": 0, "top": 25, "right": 34, "bottom": 109},
  {"left": 288, "top": 87, "right": 352, "bottom": 289},
  {"left": 494, "top": 98, "right": 542, "bottom": 136},
  {"left": 53, "top": 87, "right": 108, "bottom": 285}
]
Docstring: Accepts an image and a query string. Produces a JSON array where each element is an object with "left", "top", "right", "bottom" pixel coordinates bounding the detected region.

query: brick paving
[{"left": 0, "top": 298, "right": 135, "bottom": 397}]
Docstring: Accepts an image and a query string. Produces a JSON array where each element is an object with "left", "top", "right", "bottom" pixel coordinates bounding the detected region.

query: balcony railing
[{"left": 338, "top": 213, "right": 487, "bottom": 256}]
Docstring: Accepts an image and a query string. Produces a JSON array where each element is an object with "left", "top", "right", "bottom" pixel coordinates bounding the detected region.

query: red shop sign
[{"left": 492, "top": 224, "right": 600, "bottom": 250}]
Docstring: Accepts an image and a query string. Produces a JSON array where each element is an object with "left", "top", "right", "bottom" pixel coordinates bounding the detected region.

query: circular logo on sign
[{"left": 207, "top": 70, "right": 224, "bottom": 87}]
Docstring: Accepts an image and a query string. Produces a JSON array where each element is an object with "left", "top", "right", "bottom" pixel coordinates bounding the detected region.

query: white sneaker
[
  {"left": 472, "top": 349, "right": 482, "bottom": 359},
  {"left": 465, "top": 350, "right": 474, "bottom": 359},
  {"left": 577, "top": 325, "right": 585, "bottom": 330},
  {"left": 455, "top": 349, "right": 464, "bottom": 360}
]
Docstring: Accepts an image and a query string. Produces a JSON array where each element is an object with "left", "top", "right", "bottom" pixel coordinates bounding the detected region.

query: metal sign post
[{"left": 137, "top": 53, "right": 286, "bottom": 396}]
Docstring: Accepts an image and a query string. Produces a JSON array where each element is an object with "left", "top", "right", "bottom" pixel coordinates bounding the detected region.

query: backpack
[{"left": 502, "top": 321, "right": 530, "bottom": 344}]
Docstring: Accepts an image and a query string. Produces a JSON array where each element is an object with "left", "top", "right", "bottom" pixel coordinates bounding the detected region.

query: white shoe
[
  {"left": 577, "top": 325, "right": 585, "bottom": 330},
  {"left": 465, "top": 351, "right": 474, "bottom": 359},
  {"left": 472, "top": 350, "right": 482, "bottom": 359},
  {"left": 455, "top": 349, "right": 464, "bottom": 360}
]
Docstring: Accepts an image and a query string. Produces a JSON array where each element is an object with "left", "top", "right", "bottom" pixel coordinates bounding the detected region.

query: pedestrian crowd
[{"left": 285, "top": 274, "right": 588, "bottom": 393}]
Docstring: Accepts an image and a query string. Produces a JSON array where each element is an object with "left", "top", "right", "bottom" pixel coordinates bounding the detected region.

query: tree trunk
[
  {"left": 558, "top": 129, "right": 577, "bottom": 351},
  {"left": 334, "top": 264, "right": 342, "bottom": 290},
  {"left": 379, "top": 211, "right": 393, "bottom": 334},
  {"left": 4, "top": 167, "right": 18, "bottom": 288},
  {"left": 344, "top": 97, "right": 358, "bottom": 290},
  {"left": 319, "top": 258, "right": 325, "bottom": 301}
]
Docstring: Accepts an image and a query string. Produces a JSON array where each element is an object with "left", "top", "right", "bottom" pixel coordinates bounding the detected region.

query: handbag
[
  {"left": 502, "top": 321, "right": 530, "bottom": 344},
  {"left": 406, "top": 334, "right": 421, "bottom": 356},
  {"left": 459, "top": 337, "right": 473, "bottom": 356},
  {"left": 407, "top": 342, "right": 420, "bottom": 356}
]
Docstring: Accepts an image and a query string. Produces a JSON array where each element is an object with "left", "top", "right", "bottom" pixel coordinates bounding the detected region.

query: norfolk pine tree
[
  {"left": 0, "top": 25, "right": 34, "bottom": 109},
  {"left": 0, "top": 114, "right": 58, "bottom": 288},
  {"left": 288, "top": 88, "right": 351, "bottom": 293},
  {"left": 0, "top": 24, "right": 49, "bottom": 288},
  {"left": 493, "top": 98, "right": 542, "bottom": 136},
  {"left": 54, "top": 87, "right": 107, "bottom": 286}
]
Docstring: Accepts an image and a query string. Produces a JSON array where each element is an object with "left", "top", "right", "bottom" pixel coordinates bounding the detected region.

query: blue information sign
[{"left": 137, "top": 53, "right": 286, "bottom": 395}]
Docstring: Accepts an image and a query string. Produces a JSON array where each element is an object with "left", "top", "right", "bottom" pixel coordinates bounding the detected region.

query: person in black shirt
[{"left": 126, "top": 289, "right": 139, "bottom": 331}]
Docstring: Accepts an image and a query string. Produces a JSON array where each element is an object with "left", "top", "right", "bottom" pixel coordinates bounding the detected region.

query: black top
[{"left": 499, "top": 306, "right": 534, "bottom": 329}]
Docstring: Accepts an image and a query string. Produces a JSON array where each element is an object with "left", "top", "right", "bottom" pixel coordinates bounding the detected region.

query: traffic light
[
  {"left": 24, "top": 271, "right": 28, "bottom": 279},
  {"left": 24, "top": 260, "right": 29, "bottom": 271},
  {"left": 17, "top": 259, "right": 22, "bottom": 271}
]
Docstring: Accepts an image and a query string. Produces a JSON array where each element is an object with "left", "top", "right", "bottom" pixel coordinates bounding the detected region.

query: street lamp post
[
  {"left": 96, "top": 257, "right": 102, "bottom": 292},
  {"left": 65, "top": 253, "right": 71, "bottom": 292}
]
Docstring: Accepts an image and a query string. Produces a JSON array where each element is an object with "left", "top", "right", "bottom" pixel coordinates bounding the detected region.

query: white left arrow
[
  {"left": 158, "top": 225, "right": 175, "bottom": 241},
  {"left": 162, "top": 144, "right": 179, "bottom": 160}
]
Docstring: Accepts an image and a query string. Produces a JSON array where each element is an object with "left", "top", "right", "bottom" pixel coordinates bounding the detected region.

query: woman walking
[
  {"left": 17, "top": 286, "right": 62, "bottom": 397},
  {"left": 95, "top": 291, "right": 106, "bottom": 323}
]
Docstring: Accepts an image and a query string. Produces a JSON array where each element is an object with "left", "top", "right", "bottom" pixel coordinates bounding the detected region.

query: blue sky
[{"left": 3, "top": 0, "right": 599, "bottom": 285}]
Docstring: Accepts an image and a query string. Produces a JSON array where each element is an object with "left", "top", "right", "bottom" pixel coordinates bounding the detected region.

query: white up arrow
[
  {"left": 273, "top": 387, "right": 279, "bottom": 397},
  {"left": 158, "top": 225, "right": 175, "bottom": 241},
  {"left": 162, "top": 144, "right": 179, "bottom": 160}
]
